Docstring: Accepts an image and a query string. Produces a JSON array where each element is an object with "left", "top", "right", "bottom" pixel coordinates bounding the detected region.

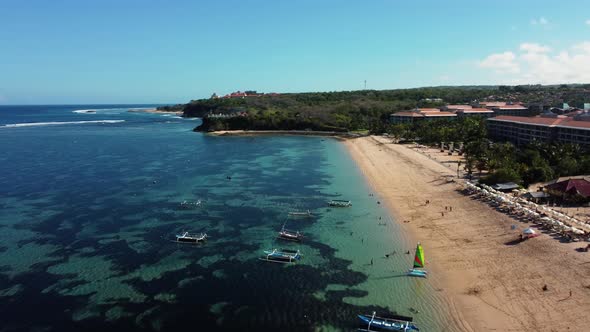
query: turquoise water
[{"left": 0, "top": 106, "right": 453, "bottom": 331}]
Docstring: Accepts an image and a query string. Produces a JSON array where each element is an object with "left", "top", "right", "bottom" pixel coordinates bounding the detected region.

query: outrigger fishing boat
[
  {"left": 288, "top": 210, "right": 313, "bottom": 217},
  {"left": 358, "top": 312, "right": 419, "bottom": 331},
  {"left": 277, "top": 224, "right": 304, "bottom": 242},
  {"left": 328, "top": 199, "right": 352, "bottom": 207},
  {"left": 175, "top": 231, "right": 207, "bottom": 244},
  {"left": 407, "top": 243, "right": 427, "bottom": 278},
  {"left": 179, "top": 200, "right": 202, "bottom": 209},
  {"left": 260, "top": 248, "right": 301, "bottom": 263}
]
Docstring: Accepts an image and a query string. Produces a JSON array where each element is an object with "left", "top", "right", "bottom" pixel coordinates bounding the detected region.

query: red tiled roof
[
  {"left": 417, "top": 108, "right": 441, "bottom": 112},
  {"left": 480, "top": 102, "right": 507, "bottom": 107},
  {"left": 493, "top": 105, "right": 528, "bottom": 110},
  {"left": 489, "top": 115, "right": 590, "bottom": 129},
  {"left": 445, "top": 105, "right": 472, "bottom": 109},
  {"left": 460, "top": 108, "right": 493, "bottom": 113},
  {"left": 391, "top": 112, "right": 423, "bottom": 117},
  {"left": 556, "top": 120, "right": 590, "bottom": 130},
  {"left": 489, "top": 115, "right": 566, "bottom": 126},
  {"left": 424, "top": 111, "right": 456, "bottom": 117},
  {"left": 546, "top": 179, "right": 590, "bottom": 197}
]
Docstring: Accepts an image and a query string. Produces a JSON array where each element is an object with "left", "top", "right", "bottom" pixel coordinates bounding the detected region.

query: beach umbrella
[
  {"left": 523, "top": 228, "right": 536, "bottom": 235},
  {"left": 571, "top": 227, "right": 583, "bottom": 234}
]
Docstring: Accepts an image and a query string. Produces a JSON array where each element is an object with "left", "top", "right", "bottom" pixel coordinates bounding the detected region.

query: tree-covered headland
[{"left": 159, "top": 84, "right": 590, "bottom": 185}]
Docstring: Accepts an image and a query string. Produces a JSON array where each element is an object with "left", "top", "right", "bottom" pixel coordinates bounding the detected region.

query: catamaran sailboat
[{"left": 407, "top": 243, "right": 427, "bottom": 278}]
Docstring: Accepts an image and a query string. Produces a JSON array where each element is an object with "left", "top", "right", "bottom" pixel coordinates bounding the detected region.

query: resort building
[
  {"left": 544, "top": 178, "right": 590, "bottom": 202},
  {"left": 390, "top": 108, "right": 457, "bottom": 124},
  {"left": 487, "top": 111, "right": 590, "bottom": 147},
  {"left": 490, "top": 104, "right": 534, "bottom": 117},
  {"left": 455, "top": 108, "right": 494, "bottom": 118},
  {"left": 441, "top": 105, "right": 472, "bottom": 112}
]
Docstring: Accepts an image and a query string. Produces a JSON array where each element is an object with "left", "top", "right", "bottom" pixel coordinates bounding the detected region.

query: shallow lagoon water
[{"left": 0, "top": 105, "right": 456, "bottom": 331}]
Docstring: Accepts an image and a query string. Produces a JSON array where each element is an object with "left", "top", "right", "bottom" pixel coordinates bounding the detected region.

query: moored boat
[
  {"left": 260, "top": 248, "right": 301, "bottom": 263},
  {"left": 277, "top": 225, "right": 304, "bottom": 242},
  {"left": 329, "top": 199, "right": 352, "bottom": 207},
  {"left": 179, "top": 200, "right": 202, "bottom": 209},
  {"left": 288, "top": 210, "right": 313, "bottom": 217},
  {"left": 175, "top": 231, "right": 207, "bottom": 243},
  {"left": 358, "top": 312, "right": 419, "bottom": 331}
]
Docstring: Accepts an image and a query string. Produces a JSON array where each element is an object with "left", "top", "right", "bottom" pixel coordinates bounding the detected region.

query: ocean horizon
[{"left": 0, "top": 105, "right": 455, "bottom": 331}]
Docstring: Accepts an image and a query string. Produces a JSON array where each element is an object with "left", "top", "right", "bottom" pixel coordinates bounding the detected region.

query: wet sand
[{"left": 344, "top": 136, "right": 590, "bottom": 332}]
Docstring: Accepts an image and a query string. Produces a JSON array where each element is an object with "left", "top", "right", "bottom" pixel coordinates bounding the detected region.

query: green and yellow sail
[{"left": 413, "top": 243, "right": 425, "bottom": 268}]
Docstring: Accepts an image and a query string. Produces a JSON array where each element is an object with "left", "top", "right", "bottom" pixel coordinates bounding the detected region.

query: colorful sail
[{"left": 413, "top": 243, "right": 425, "bottom": 268}]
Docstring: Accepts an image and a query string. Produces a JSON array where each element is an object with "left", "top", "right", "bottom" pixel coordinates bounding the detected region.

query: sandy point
[{"left": 343, "top": 135, "right": 590, "bottom": 332}]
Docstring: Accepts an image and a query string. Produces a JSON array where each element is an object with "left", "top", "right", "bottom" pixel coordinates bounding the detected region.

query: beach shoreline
[
  {"left": 206, "top": 130, "right": 356, "bottom": 137},
  {"left": 343, "top": 136, "right": 590, "bottom": 332}
]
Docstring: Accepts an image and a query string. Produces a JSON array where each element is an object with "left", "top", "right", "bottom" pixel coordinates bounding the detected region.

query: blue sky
[{"left": 1, "top": 0, "right": 590, "bottom": 104}]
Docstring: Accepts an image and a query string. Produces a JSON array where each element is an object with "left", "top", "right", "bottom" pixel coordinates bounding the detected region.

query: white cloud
[
  {"left": 531, "top": 17, "right": 549, "bottom": 25},
  {"left": 520, "top": 43, "right": 551, "bottom": 53},
  {"left": 477, "top": 41, "right": 590, "bottom": 84},
  {"left": 478, "top": 51, "right": 520, "bottom": 74},
  {"left": 586, "top": 19, "right": 590, "bottom": 25}
]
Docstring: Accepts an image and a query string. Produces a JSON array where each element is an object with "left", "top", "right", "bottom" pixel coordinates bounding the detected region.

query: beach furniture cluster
[{"left": 463, "top": 182, "right": 590, "bottom": 243}]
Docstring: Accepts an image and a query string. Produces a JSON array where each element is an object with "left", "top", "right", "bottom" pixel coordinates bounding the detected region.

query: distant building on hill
[
  {"left": 487, "top": 109, "right": 590, "bottom": 147},
  {"left": 220, "top": 90, "right": 276, "bottom": 99},
  {"left": 421, "top": 98, "right": 443, "bottom": 103}
]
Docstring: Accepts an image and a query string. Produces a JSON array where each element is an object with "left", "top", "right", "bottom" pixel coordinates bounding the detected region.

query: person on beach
[
  {"left": 441, "top": 212, "right": 444, "bottom": 217},
  {"left": 450, "top": 206, "right": 453, "bottom": 212}
]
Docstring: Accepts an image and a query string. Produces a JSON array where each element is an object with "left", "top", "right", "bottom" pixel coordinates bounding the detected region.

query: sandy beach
[{"left": 344, "top": 136, "right": 590, "bottom": 332}]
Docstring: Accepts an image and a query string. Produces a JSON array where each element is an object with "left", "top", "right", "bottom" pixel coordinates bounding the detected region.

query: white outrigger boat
[
  {"left": 175, "top": 231, "right": 207, "bottom": 244},
  {"left": 329, "top": 199, "right": 352, "bottom": 207},
  {"left": 260, "top": 248, "right": 301, "bottom": 263},
  {"left": 277, "top": 224, "right": 304, "bottom": 242},
  {"left": 358, "top": 312, "right": 419, "bottom": 331},
  {"left": 179, "top": 200, "right": 202, "bottom": 209},
  {"left": 288, "top": 210, "right": 313, "bottom": 217}
]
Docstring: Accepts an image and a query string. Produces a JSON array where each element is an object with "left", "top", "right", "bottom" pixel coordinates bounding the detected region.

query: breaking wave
[{"left": 2, "top": 120, "right": 126, "bottom": 128}]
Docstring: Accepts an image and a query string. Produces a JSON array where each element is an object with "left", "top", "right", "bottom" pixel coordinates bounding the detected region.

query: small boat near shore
[
  {"left": 260, "top": 248, "right": 301, "bottom": 263},
  {"left": 175, "top": 231, "right": 207, "bottom": 244},
  {"left": 407, "top": 243, "right": 427, "bottom": 278},
  {"left": 277, "top": 225, "right": 304, "bottom": 242},
  {"left": 329, "top": 199, "right": 352, "bottom": 207},
  {"left": 288, "top": 210, "right": 313, "bottom": 217},
  {"left": 358, "top": 312, "right": 419, "bottom": 331}
]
